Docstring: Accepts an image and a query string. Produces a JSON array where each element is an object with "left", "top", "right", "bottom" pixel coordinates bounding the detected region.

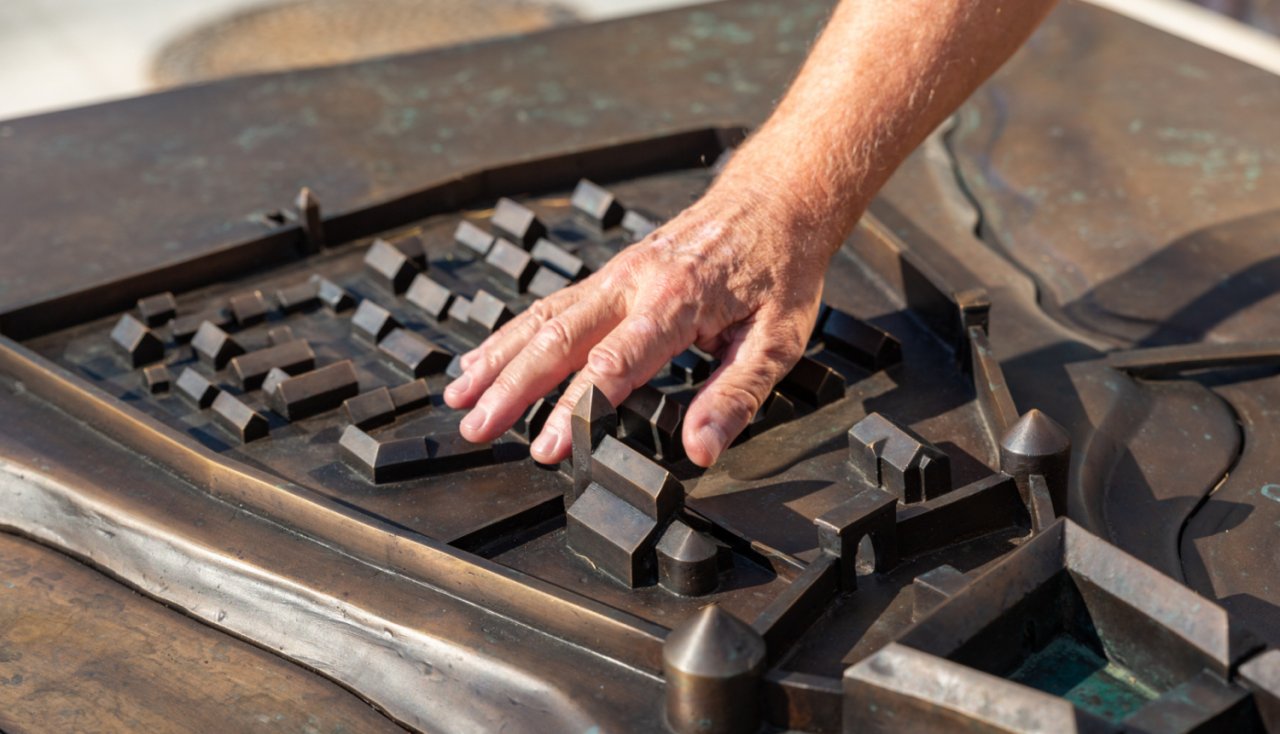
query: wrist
[
  {"left": 709, "top": 145, "right": 865, "bottom": 260},
  {"left": 711, "top": 126, "right": 870, "bottom": 257}
]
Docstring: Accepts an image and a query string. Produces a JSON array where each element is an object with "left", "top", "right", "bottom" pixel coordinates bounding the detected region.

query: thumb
[{"left": 682, "top": 317, "right": 804, "bottom": 467}]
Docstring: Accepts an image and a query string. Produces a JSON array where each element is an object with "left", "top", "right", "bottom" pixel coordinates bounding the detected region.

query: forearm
[
  {"left": 717, "top": 0, "right": 1057, "bottom": 252},
  {"left": 449, "top": 1, "right": 1056, "bottom": 467}
]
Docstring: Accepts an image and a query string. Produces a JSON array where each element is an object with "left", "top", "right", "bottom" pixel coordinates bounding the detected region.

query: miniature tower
[{"left": 663, "top": 605, "right": 766, "bottom": 734}]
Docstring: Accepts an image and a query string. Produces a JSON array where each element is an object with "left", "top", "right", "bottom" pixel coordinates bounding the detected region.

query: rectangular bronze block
[
  {"left": 268, "top": 360, "right": 359, "bottom": 421},
  {"left": 528, "top": 267, "right": 570, "bottom": 299},
  {"left": 572, "top": 385, "right": 617, "bottom": 502},
  {"left": 849, "top": 412, "right": 952, "bottom": 503},
  {"left": 447, "top": 296, "right": 472, "bottom": 324},
  {"left": 515, "top": 397, "right": 553, "bottom": 440},
  {"left": 229, "top": 339, "right": 315, "bottom": 390},
  {"left": 267, "top": 325, "right": 296, "bottom": 345},
  {"left": 364, "top": 238, "right": 420, "bottom": 294},
  {"left": 142, "top": 364, "right": 171, "bottom": 394},
  {"left": 895, "top": 474, "right": 1022, "bottom": 559},
  {"left": 911, "top": 565, "right": 970, "bottom": 622},
  {"left": 1239, "top": 651, "right": 1280, "bottom": 730},
  {"left": 311, "top": 276, "right": 355, "bottom": 312},
  {"left": 343, "top": 387, "right": 396, "bottom": 430},
  {"left": 670, "top": 349, "right": 712, "bottom": 384},
  {"left": 485, "top": 238, "right": 536, "bottom": 293},
  {"left": 261, "top": 367, "right": 290, "bottom": 395},
  {"left": 454, "top": 220, "right": 495, "bottom": 255},
  {"left": 136, "top": 292, "right": 177, "bottom": 327},
  {"left": 211, "top": 391, "right": 269, "bottom": 443},
  {"left": 779, "top": 356, "right": 845, "bottom": 406},
  {"left": 191, "top": 321, "right": 244, "bottom": 369},
  {"left": 570, "top": 179, "right": 624, "bottom": 228},
  {"left": 530, "top": 238, "right": 587, "bottom": 280},
  {"left": 229, "top": 290, "right": 271, "bottom": 326},
  {"left": 565, "top": 482, "right": 660, "bottom": 588},
  {"left": 351, "top": 300, "right": 400, "bottom": 342},
  {"left": 110, "top": 313, "right": 165, "bottom": 367},
  {"left": 747, "top": 391, "right": 794, "bottom": 438},
  {"left": 815, "top": 306, "right": 902, "bottom": 372},
  {"left": 751, "top": 554, "right": 840, "bottom": 655},
  {"left": 491, "top": 197, "right": 546, "bottom": 248},
  {"left": 392, "top": 234, "right": 427, "bottom": 268},
  {"left": 378, "top": 328, "right": 452, "bottom": 377},
  {"left": 405, "top": 274, "right": 454, "bottom": 320},
  {"left": 619, "top": 385, "right": 683, "bottom": 459},
  {"left": 275, "top": 280, "right": 320, "bottom": 314},
  {"left": 389, "top": 379, "right": 431, "bottom": 413},
  {"left": 590, "top": 434, "right": 681, "bottom": 520},
  {"left": 175, "top": 367, "right": 219, "bottom": 408},
  {"left": 338, "top": 426, "right": 431, "bottom": 483},
  {"left": 172, "top": 308, "right": 231, "bottom": 344},
  {"left": 814, "top": 485, "right": 899, "bottom": 588},
  {"left": 425, "top": 434, "right": 494, "bottom": 474},
  {"left": 469, "top": 290, "right": 513, "bottom": 334},
  {"left": 621, "top": 210, "right": 658, "bottom": 240}
]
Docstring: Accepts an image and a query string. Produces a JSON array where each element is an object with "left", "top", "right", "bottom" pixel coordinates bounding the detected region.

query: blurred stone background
[
  {"left": 0, "top": 0, "right": 701, "bottom": 120},
  {"left": 0, "top": 0, "right": 1275, "bottom": 121}
]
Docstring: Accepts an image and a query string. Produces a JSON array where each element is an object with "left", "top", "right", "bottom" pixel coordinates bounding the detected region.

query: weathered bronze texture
[
  {"left": 405, "top": 273, "right": 455, "bottom": 320},
  {"left": 364, "top": 237, "right": 421, "bottom": 294},
  {"left": 572, "top": 384, "right": 618, "bottom": 501},
  {"left": 351, "top": 299, "right": 400, "bottom": 342},
  {"left": 664, "top": 605, "right": 766, "bottom": 734},
  {"left": 136, "top": 291, "right": 177, "bottom": 327},
  {"left": 268, "top": 359, "right": 359, "bottom": 420},
  {"left": 656, "top": 520, "right": 721, "bottom": 597},
  {"left": 999, "top": 409, "right": 1072, "bottom": 516},
  {"left": 848, "top": 412, "right": 952, "bottom": 503},
  {"left": 228, "top": 338, "right": 315, "bottom": 390},
  {"left": 491, "top": 197, "right": 547, "bottom": 249},
  {"left": 110, "top": 313, "right": 164, "bottom": 367},
  {"left": 572, "top": 178, "right": 626, "bottom": 229}
]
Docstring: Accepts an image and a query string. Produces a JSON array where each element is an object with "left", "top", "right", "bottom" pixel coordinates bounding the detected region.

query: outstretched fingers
[
  {"left": 529, "top": 310, "right": 692, "bottom": 464},
  {"left": 682, "top": 317, "right": 805, "bottom": 467},
  {"left": 457, "top": 292, "right": 624, "bottom": 443},
  {"left": 445, "top": 288, "right": 581, "bottom": 410}
]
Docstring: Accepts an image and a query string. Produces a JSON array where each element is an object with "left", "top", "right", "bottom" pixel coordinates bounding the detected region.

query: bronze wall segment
[{"left": 0, "top": 376, "right": 663, "bottom": 732}]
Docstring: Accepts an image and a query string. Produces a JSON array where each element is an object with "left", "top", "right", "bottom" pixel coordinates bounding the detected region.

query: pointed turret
[
  {"left": 663, "top": 605, "right": 765, "bottom": 734},
  {"left": 999, "top": 409, "right": 1071, "bottom": 518},
  {"left": 570, "top": 384, "right": 617, "bottom": 502},
  {"left": 656, "top": 521, "right": 720, "bottom": 596}
]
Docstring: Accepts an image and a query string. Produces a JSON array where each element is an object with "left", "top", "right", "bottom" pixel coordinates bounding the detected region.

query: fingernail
[
  {"left": 531, "top": 425, "right": 563, "bottom": 461},
  {"left": 460, "top": 407, "right": 488, "bottom": 435},
  {"left": 697, "top": 422, "right": 728, "bottom": 464},
  {"left": 445, "top": 372, "right": 471, "bottom": 398}
]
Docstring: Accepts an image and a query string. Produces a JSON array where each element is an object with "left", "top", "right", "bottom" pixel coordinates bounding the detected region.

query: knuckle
[
  {"left": 524, "top": 298, "right": 557, "bottom": 325},
  {"left": 587, "top": 342, "right": 631, "bottom": 382},
  {"left": 625, "top": 312, "right": 663, "bottom": 342},
  {"left": 490, "top": 366, "right": 526, "bottom": 397},
  {"left": 759, "top": 339, "right": 803, "bottom": 375},
  {"left": 532, "top": 318, "right": 574, "bottom": 359},
  {"left": 481, "top": 347, "right": 508, "bottom": 375},
  {"left": 715, "top": 382, "right": 764, "bottom": 423}
]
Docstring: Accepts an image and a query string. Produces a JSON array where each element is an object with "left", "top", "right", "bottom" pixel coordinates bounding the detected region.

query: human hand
[{"left": 443, "top": 170, "right": 852, "bottom": 468}]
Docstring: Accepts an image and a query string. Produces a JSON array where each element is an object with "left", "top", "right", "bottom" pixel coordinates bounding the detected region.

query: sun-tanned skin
[{"left": 445, "top": 0, "right": 1058, "bottom": 468}]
